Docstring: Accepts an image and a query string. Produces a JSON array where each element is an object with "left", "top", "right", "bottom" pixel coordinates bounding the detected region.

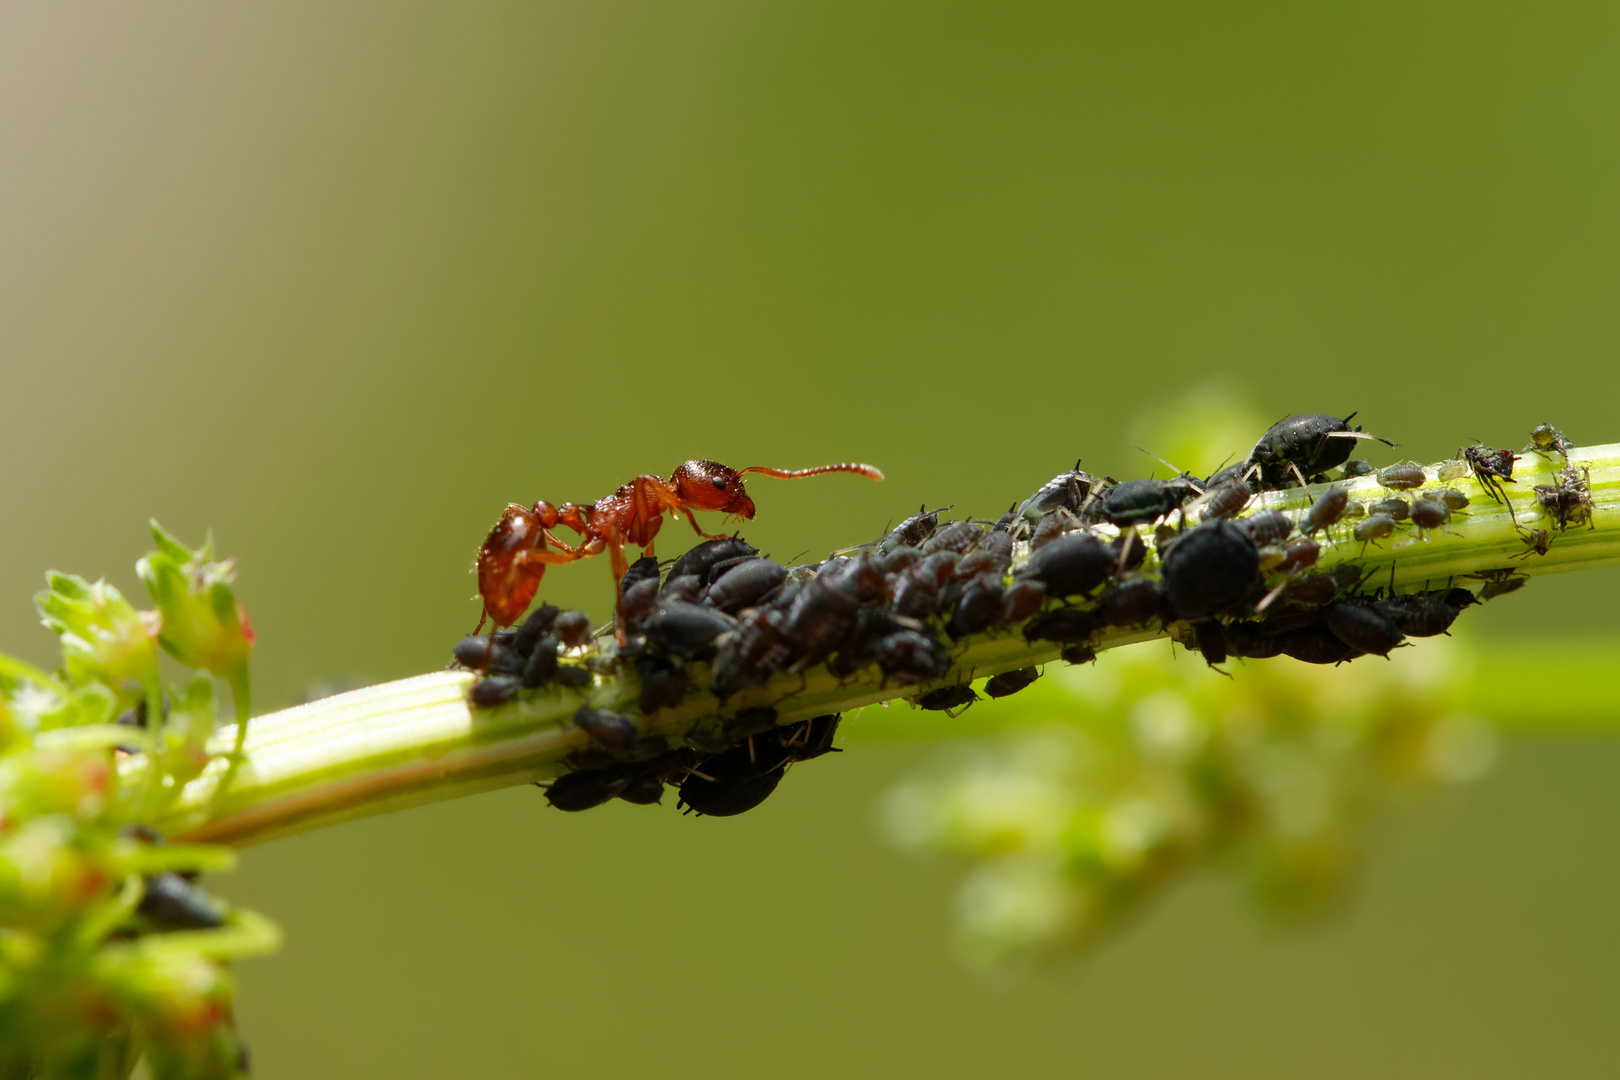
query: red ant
[{"left": 474, "top": 460, "right": 884, "bottom": 631}]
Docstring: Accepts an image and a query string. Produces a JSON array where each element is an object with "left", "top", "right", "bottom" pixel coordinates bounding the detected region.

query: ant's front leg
[{"left": 680, "top": 509, "right": 731, "bottom": 543}]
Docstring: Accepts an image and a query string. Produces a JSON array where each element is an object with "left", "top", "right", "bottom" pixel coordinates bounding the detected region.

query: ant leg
[{"left": 681, "top": 509, "right": 730, "bottom": 542}]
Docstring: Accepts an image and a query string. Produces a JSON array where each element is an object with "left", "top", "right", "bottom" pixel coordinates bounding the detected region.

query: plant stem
[{"left": 155, "top": 442, "right": 1620, "bottom": 846}]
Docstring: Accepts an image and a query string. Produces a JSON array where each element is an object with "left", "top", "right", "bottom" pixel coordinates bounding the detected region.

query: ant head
[{"left": 672, "top": 460, "right": 757, "bottom": 518}]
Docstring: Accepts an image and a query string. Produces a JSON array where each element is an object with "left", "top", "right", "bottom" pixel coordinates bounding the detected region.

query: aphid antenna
[{"left": 1128, "top": 444, "right": 1207, "bottom": 492}]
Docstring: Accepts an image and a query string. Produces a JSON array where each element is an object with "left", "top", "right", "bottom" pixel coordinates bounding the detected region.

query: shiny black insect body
[
  {"left": 139, "top": 872, "right": 225, "bottom": 931},
  {"left": 1374, "top": 591, "right": 1471, "bottom": 638},
  {"left": 1018, "top": 532, "right": 1115, "bottom": 598},
  {"left": 984, "top": 667, "right": 1040, "bottom": 698},
  {"left": 470, "top": 675, "right": 521, "bottom": 708},
  {"left": 916, "top": 685, "right": 979, "bottom": 715},
  {"left": 1324, "top": 602, "right": 1405, "bottom": 657},
  {"left": 635, "top": 654, "right": 688, "bottom": 713},
  {"left": 1160, "top": 520, "right": 1260, "bottom": 619},
  {"left": 1022, "top": 608, "right": 1107, "bottom": 645},
  {"left": 1278, "top": 624, "right": 1361, "bottom": 665},
  {"left": 1083, "top": 477, "right": 1201, "bottom": 527},
  {"left": 704, "top": 558, "right": 788, "bottom": 613},
  {"left": 1190, "top": 620, "right": 1229, "bottom": 668},
  {"left": 873, "top": 628, "right": 953, "bottom": 684},
  {"left": 553, "top": 610, "right": 594, "bottom": 649},
  {"left": 1098, "top": 578, "right": 1165, "bottom": 627},
  {"left": 1245, "top": 413, "right": 1394, "bottom": 489},
  {"left": 643, "top": 602, "right": 735, "bottom": 660},
  {"left": 947, "top": 579, "right": 1006, "bottom": 640},
  {"left": 1018, "top": 461, "right": 1098, "bottom": 524},
  {"left": 1001, "top": 579, "right": 1047, "bottom": 624},
  {"left": 664, "top": 537, "right": 760, "bottom": 591},
  {"left": 677, "top": 739, "right": 791, "bottom": 816}
]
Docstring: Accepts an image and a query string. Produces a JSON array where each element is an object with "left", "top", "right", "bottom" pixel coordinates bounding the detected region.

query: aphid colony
[{"left": 454, "top": 417, "right": 1593, "bottom": 818}]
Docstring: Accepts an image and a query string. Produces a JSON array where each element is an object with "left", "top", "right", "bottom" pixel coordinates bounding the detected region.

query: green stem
[{"left": 154, "top": 442, "right": 1620, "bottom": 846}]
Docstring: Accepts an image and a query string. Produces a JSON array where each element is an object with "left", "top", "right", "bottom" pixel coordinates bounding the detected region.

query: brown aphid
[
  {"left": 1286, "top": 574, "right": 1339, "bottom": 606},
  {"left": 1279, "top": 536, "right": 1321, "bottom": 572},
  {"left": 1377, "top": 462, "right": 1428, "bottom": 490},
  {"left": 1409, "top": 497, "right": 1450, "bottom": 534},
  {"left": 1300, "top": 488, "right": 1350, "bottom": 537},
  {"left": 1369, "top": 497, "right": 1410, "bottom": 521},
  {"left": 1353, "top": 513, "right": 1397, "bottom": 550},
  {"left": 1436, "top": 488, "right": 1470, "bottom": 511}
]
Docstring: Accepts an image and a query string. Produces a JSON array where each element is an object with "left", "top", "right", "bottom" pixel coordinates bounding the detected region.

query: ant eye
[{"left": 711, "top": 476, "right": 727, "bottom": 490}]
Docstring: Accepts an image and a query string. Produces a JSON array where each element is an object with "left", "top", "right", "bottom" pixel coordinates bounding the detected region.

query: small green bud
[
  {"left": 136, "top": 521, "right": 254, "bottom": 703},
  {"left": 34, "top": 573, "right": 160, "bottom": 695}
]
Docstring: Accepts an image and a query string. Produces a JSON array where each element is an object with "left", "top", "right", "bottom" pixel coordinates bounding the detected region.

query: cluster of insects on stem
[{"left": 452, "top": 412, "right": 1596, "bottom": 818}]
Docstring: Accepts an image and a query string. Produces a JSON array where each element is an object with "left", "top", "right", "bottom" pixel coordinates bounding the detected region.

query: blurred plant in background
[
  {"left": 884, "top": 641, "right": 1495, "bottom": 973},
  {"left": 0, "top": 524, "right": 273, "bottom": 1080}
]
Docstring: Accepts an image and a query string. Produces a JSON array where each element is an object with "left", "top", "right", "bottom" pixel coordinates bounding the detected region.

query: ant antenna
[{"left": 739, "top": 463, "right": 885, "bottom": 481}]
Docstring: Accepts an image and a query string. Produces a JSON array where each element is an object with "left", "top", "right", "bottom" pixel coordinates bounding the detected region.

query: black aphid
[
  {"left": 1022, "top": 608, "right": 1107, "bottom": 644},
  {"left": 1017, "top": 461, "right": 1098, "bottom": 523},
  {"left": 1300, "top": 488, "right": 1351, "bottom": 537},
  {"left": 1019, "top": 532, "right": 1115, "bottom": 598},
  {"left": 704, "top": 558, "right": 788, "bottom": 613},
  {"left": 984, "top": 667, "right": 1040, "bottom": 698},
  {"left": 1246, "top": 413, "right": 1394, "bottom": 489},
  {"left": 1324, "top": 602, "right": 1405, "bottom": 657},
  {"left": 634, "top": 654, "right": 688, "bottom": 714},
  {"left": 916, "top": 685, "right": 979, "bottom": 714},
  {"left": 664, "top": 537, "right": 760, "bottom": 590},
  {"left": 643, "top": 602, "right": 735, "bottom": 660},
  {"left": 1368, "top": 497, "right": 1409, "bottom": 521},
  {"left": 1160, "top": 520, "right": 1260, "bottom": 619},
  {"left": 470, "top": 675, "right": 521, "bottom": 708},
  {"left": 879, "top": 506, "right": 944, "bottom": 553},
  {"left": 139, "top": 873, "right": 225, "bottom": 931}
]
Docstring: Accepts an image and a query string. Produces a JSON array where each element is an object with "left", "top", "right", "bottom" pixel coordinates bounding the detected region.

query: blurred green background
[{"left": 5, "top": 2, "right": 1620, "bottom": 1075}]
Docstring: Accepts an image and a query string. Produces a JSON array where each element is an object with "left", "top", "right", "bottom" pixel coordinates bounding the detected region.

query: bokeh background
[{"left": 5, "top": 2, "right": 1620, "bottom": 1075}]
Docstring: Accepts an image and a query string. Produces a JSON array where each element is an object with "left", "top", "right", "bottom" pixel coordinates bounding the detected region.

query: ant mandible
[{"left": 474, "top": 460, "right": 884, "bottom": 631}]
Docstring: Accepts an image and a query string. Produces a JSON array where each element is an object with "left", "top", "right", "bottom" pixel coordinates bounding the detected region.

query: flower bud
[
  {"left": 136, "top": 522, "right": 253, "bottom": 708},
  {"left": 34, "top": 573, "right": 160, "bottom": 694}
]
